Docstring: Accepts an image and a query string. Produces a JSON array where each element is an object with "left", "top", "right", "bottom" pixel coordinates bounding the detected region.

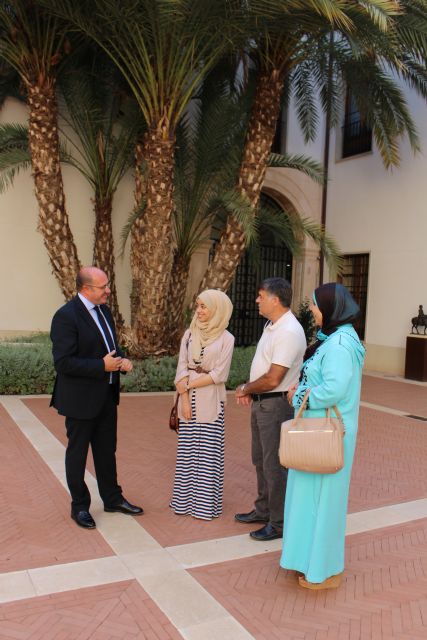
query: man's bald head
[
  {"left": 76, "top": 267, "right": 107, "bottom": 291},
  {"left": 76, "top": 267, "right": 110, "bottom": 305}
]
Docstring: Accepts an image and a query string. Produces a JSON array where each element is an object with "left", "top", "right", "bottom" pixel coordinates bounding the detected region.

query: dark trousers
[
  {"left": 251, "top": 395, "right": 293, "bottom": 530},
  {"left": 65, "top": 387, "right": 122, "bottom": 514}
]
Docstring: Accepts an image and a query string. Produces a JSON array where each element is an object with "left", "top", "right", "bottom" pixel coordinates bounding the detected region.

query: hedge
[{"left": 0, "top": 335, "right": 255, "bottom": 395}]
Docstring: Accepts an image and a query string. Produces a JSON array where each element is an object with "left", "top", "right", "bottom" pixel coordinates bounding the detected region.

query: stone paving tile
[
  {"left": 362, "top": 375, "right": 427, "bottom": 417},
  {"left": 189, "top": 518, "right": 427, "bottom": 640},
  {"left": 0, "top": 580, "right": 183, "bottom": 640},
  {"left": 0, "top": 404, "right": 112, "bottom": 573}
]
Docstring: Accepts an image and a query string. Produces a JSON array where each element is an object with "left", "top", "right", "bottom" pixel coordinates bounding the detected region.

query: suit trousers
[
  {"left": 251, "top": 395, "right": 293, "bottom": 530},
  {"left": 65, "top": 386, "right": 122, "bottom": 514}
]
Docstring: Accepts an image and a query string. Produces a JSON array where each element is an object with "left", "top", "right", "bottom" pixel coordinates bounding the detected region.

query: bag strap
[{"left": 294, "top": 389, "right": 343, "bottom": 422}]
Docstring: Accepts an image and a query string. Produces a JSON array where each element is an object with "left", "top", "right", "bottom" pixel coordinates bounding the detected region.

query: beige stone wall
[
  {"left": 263, "top": 167, "right": 323, "bottom": 310},
  {"left": 364, "top": 343, "right": 406, "bottom": 377}
]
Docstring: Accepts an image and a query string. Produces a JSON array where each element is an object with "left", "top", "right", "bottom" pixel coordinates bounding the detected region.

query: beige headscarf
[{"left": 189, "top": 289, "right": 233, "bottom": 362}]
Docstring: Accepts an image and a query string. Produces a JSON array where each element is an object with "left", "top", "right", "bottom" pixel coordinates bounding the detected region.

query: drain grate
[{"left": 405, "top": 414, "right": 427, "bottom": 422}]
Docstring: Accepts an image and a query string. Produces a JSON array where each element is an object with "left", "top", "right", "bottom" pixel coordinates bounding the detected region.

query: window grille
[
  {"left": 342, "top": 94, "right": 372, "bottom": 158},
  {"left": 338, "top": 253, "right": 369, "bottom": 340}
]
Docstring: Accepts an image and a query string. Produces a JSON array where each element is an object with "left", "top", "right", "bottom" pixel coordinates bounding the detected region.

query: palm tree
[
  {"left": 49, "top": 0, "right": 244, "bottom": 355},
  {"left": 58, "top": 59, "right": 143, "bottom": 330},
  {"left": 0, "top": 0, "right": 80, "bottom": 299},
  {"left": 136, "top": 75, "right": 340, "bottom": 349},
  {"left": 0, "top": 60, "right": 143, "bottom": 331},
  {"left": 200, "top": 0, "right": 427, "bottom": 292}
]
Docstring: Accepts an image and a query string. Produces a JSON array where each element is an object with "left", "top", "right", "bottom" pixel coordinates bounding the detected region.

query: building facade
[{"left": 1, "top": 87, "right": 425, "bottom": 376}]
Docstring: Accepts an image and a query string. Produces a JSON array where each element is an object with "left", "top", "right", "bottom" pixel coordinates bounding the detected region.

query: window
[
  {"left": 271, "top": 106, "right": 288, "bottom": 154},
  {"left": 337, "top": 253, "right": 369, "bottom": 340},
  {"left": 342, "top": 93, "right": 372, "bottom": 158}
]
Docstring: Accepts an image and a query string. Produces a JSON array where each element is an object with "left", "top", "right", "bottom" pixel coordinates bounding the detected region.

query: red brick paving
[
  {"left": 349, "top": 406, "right": 427, "bottom": 512},
  {"left": 25, "top": 397, "right": 257, "bottom": 546},
  {"left": 190, "top": 518, "right": 427, "bottom": 640},
  {"left": 0, "top": 404, "right": 112, "bottom": 573},
  {"left": 25, "top": 386, "right": 427, "bottom": 548},
  {"left": 362, "top": 375, "right": 427, "bottom": 417},
  {"left": 0, "top": 580, "right": 182, "bottom": 640},
  {"left": 2, "top": 374, "right": 427, "bottom": 639}
]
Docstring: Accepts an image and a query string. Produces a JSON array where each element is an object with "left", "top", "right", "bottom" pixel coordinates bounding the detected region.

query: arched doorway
[{"left": 221, "top": 193, "right": 293, "bottom": 346}]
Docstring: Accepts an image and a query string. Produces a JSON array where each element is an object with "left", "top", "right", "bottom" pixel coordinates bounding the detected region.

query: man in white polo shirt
[{"left": 235, "top": 277, "right": 306, "bottom": 541}]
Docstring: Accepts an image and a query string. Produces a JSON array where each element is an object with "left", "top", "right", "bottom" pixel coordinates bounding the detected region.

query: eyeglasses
[{"left": 87, "top": 282, "right": 110, "bottom": 290}]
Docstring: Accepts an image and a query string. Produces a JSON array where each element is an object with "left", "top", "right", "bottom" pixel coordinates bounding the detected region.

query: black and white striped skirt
[{"left": 170, "top": 393, "right": 225, "bottom": 520}]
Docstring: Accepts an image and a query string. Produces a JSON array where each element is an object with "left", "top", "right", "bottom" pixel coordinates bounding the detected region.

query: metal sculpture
[{"left": 411, "top": 305, "right": 427, "bottom": 335}]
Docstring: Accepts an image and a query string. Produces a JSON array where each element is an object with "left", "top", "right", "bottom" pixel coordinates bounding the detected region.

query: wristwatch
[{"left": 240, "top": 383, "right": 247, "bottom": 393}]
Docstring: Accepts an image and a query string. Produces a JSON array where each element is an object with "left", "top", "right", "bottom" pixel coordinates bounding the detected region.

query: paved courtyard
[{"left": 1, "top": 373, "right": 427, "bottom": 639}]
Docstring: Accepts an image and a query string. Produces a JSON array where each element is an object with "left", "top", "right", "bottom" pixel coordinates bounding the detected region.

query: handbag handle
[{"left": 294, "top": 389, "right": 343, "bottom": 423}]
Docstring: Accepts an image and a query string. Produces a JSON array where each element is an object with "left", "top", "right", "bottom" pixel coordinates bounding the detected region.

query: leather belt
[
  {"left": 188, "top": 365, "right": 210, "bottom": 374},
  {"left": 252, "top": 391, "right": 288, "bottom": 402}
]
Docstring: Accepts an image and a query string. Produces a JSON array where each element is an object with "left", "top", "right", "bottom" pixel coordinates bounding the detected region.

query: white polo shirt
[{"left": 249, "top": 310, "right": 306, "bottom": 392}]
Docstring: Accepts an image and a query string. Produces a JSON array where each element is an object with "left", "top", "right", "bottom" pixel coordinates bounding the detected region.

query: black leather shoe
[
  {"left": 71, "top": 510, "right": 96, "bottom": 529},
  {"left": 249, "top": 523, "right": 282, "bottom": 541},
  {"left": 104, "top": 499, "right": 144, "bottom": 515},
  {"left": 235, "top": 509, "right": 269, "bottom": 524}
]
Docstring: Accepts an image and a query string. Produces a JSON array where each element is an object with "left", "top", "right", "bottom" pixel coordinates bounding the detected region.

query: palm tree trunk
[
  {"left": 92, "top": 195, "right": 124, "bottom": 331},
  {"left": 199, "top": 67, "right": 284, "bottom": 292},
  {"left": 131, "top": 127, "right": 175, "bottom": 355},
  {"left": 27, "top": 80, "right": 80, "bottom": 299},
  {"left": 130, "top": 141, "right": 145, "bottom": 325},
  {"left": 167, "top": 251, "right": 191, "bottom": 353}
]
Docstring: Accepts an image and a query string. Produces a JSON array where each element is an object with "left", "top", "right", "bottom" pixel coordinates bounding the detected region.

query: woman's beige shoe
[{"left": 298, "top": 572, "right": 343, "bottom": 590}]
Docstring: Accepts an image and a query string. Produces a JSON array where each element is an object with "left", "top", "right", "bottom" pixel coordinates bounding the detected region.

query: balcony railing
[{"left": 342, "top": 119, "right": 372, "bottom": 158}]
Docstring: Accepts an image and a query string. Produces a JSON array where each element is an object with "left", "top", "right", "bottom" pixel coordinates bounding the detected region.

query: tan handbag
[{"left": 279, "top": 391, "right": 345, "bottom": 474}]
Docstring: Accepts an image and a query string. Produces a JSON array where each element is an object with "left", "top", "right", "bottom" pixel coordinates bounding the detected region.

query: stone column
[{"left": 292, "top": 245, "right": 320, "bottom": 311}]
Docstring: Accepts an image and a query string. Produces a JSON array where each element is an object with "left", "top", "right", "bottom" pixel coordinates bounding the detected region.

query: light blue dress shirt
[{"left": 78, "top": 293, "right": 116, "bottom": 383}]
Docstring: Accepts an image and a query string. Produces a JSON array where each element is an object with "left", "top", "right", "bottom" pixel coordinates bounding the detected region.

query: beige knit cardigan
[{"left": 174, "top": 328, "right": 235, "bottom": 423}]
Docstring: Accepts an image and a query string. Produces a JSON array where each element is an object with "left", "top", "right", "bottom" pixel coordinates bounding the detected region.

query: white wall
[
  {"left": 0, "top": 98, "right": 134, "bottom": 335},
  {"left": 327, "top": 88, "right": 427, "bottom": 350}
]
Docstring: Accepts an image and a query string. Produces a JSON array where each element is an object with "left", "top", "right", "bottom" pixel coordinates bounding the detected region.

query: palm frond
[
  {"left": 291, "top": 60, "right": 319, "bottom": 143},
  {"left": 268, "top": 152, "right": 325, "bottom": 184},
  {"left": 0, "top": 123, "right": 31, "bottom": 193},
  {"left": 118, "top": 200, "right": 146, "bottom": 259},
  {"left": 293, "top": 216, "right": 343, "bottom": 272},
  {"left": 207, "top": 189, "right": 258, "bottom": 246}
]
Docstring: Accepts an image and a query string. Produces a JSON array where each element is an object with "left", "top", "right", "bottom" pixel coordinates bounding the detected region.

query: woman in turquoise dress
[{"left": 280, "top": 283, "right": 365, "bottom": 590}]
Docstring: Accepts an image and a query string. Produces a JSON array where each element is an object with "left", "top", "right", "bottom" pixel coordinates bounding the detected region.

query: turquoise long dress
[{"left": 280, "top": 324, "right": 365, "bottom": 583}]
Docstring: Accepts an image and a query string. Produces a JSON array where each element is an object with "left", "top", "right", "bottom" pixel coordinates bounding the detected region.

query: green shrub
[
  {"left": 227, "top": 345, "right": 256, "bottom": 388},
  {"left": 0, "top": 342, "right": 55, "bottom": 394},
  {"left": 296, "top": 298, "right": 316, "bottom": 345},
  {"left": 120, "top": 360, "right": 148, "bottom": 392},
  {"left": 5, "top": 332, "right": 51, "bottom": 345},
  {"left": 0, "top": 334, "right": 256, "bottom": 395},
  {"left": 121, "top": 356, "right": 177, "bottom": 392}
]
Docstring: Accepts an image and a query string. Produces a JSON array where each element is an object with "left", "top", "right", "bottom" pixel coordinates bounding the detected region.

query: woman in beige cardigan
[{"left": 170, "top": 289, "right": 234, "bottom": 520}]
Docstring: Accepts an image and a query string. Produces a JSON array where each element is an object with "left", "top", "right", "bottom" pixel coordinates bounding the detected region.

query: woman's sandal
[{"left": 298, "top": 572, "right": 343, "bottom": 590}]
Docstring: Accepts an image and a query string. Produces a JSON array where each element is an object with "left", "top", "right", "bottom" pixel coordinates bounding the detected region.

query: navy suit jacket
[{"left": 50, "top": 296, "right": 124, "bottom": 419}]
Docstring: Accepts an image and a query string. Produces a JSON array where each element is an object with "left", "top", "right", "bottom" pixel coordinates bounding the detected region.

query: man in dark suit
[{"left": 50, "top": 266, "right": 143, "bottom": 529}]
